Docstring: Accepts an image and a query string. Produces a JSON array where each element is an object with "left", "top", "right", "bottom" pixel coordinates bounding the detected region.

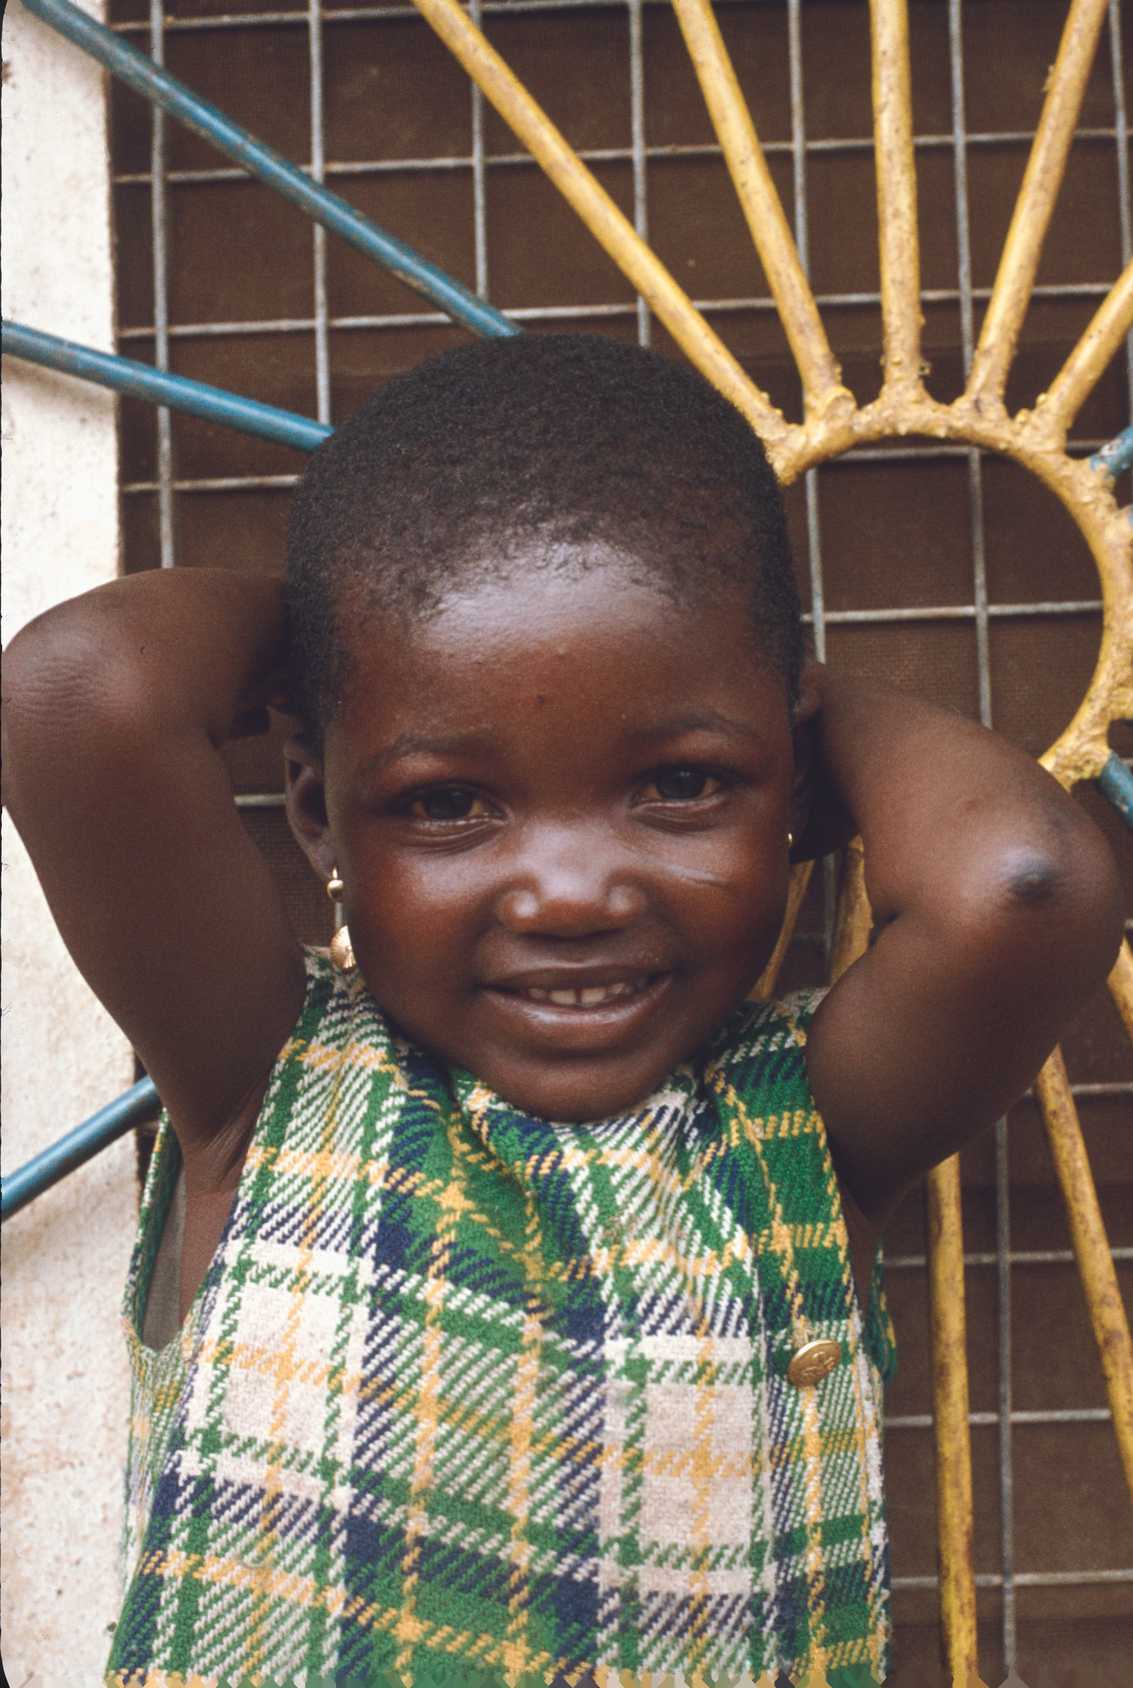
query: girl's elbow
[
  {"left": 4, "top": 603, "right": 153, "bottom": 787},
  {"left": 980, "top": 820, "right": 1125, "bottom": 991}
]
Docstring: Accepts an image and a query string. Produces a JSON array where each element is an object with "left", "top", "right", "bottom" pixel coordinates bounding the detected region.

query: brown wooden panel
[
  {"left": 818, "top": 455, "right": 974, "bottom": 613},
  {"left": 325, "top": 17, "right": 473, "bottom": 162},
  {"left": 481, "top": 10, "right": 634, "bottom": 154},
  {"left": 163, "top": 27, "right": 313, "bottom": 172}
]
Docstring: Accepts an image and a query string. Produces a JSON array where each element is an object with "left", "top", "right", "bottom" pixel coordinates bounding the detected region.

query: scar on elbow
[{"left": 1000, "top": 849, "right": 1064, "bottom": 907}]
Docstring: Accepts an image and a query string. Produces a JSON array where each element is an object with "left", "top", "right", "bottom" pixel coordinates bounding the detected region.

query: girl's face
[{"left": 293, "top": 550, "right": 802, "bottom": 1121}]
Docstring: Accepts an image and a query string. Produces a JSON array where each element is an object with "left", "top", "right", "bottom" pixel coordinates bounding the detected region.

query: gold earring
[{"left": 325, "top": 866, "right": 356, "bottom": 972}]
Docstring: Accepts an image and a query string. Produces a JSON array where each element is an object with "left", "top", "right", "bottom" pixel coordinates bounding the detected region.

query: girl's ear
[
  {"left": 789, "top": 661, "right": 824, "bottom": 847},
  {"left": 283, "top": 734, "right": 335, "bottom": 882},
  {"left": 793, "top": 659, "right": 824, "bottom": 727},
  {"left": 789, "top": 661, "right": 857, "bottom": 857}
]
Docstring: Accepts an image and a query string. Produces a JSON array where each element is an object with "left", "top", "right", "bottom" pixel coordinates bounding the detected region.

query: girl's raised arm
[
  {"left": 798, "top": 667, "right": 1124, "bottom": 1229},
  {"left": 3, "top": 568, "right": 306, "bottom": 1158}
]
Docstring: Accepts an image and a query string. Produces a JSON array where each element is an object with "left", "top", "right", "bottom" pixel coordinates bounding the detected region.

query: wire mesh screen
[{"left": 105, "top": 0, "right": 1132, "bottom": 1681}]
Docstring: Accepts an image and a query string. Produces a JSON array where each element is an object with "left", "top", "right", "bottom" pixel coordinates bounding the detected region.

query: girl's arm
[
  {"left": 797, "top": 667, "right": 1124, "bottom": 1228},
  {"left": 2, "top": 569, "right": 306, "bottom": 1163}
]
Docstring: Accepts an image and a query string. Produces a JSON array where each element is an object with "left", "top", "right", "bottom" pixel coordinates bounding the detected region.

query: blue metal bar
[
  {"left": 3, "top": 321, "right": 331, "bottom": 451},
  {"left": 149, "top": 0, "right": 175, "bottom": 567},
  {"left": 22, "top": 0, "right": 518, "bottom": 343},
  {"left": 1089, "top": 425, "right": 1133, "bottom": 480},
  {"left": 1098, "top": 750, "right": 1133, "bottom": 828},
  {"left": 1, "top": 1079, "right": 159, "bottom": 1224}
]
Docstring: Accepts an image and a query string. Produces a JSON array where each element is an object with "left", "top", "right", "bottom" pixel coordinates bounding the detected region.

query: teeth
[{"left": 521, "top": 978, "right": 648, "bottom": 1007}]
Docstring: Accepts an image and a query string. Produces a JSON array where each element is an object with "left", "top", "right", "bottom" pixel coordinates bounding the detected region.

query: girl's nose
[{"left": 494, "top": 831, "right": 647, "bottom": 936}]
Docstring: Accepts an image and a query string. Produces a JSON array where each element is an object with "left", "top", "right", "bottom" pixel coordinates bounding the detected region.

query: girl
[{"left": 3, "top": 335, "right": 1121, "bottom": 1687}]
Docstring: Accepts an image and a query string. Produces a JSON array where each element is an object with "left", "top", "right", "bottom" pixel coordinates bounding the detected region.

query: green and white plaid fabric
[{"left": 108, "top": 949, "right": 895, "bottom": 1688}]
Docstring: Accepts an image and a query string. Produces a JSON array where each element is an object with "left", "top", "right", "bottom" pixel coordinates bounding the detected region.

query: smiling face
[{"left": 289, "top": 549, "right": 800, "bottom": 1121}]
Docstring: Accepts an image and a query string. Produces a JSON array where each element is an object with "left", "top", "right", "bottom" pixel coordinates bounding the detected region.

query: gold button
[{"left": 787, "top": 1338, "right": 841, "bottom": 1388}]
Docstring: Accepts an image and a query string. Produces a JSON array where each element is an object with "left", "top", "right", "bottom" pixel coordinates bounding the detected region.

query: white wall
[{"left": 2, "top": 3, "right": 138, "bottom": 1682}]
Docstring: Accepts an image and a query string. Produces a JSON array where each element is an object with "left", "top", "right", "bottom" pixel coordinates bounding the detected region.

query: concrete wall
[{"left": 1, "top": 3, "right": 138, "bottom": 1683}]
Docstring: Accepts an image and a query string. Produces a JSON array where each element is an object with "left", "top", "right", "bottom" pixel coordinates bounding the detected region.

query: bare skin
[{"left": 3, "top": 560, "right": 1123, "bottom": 1322}]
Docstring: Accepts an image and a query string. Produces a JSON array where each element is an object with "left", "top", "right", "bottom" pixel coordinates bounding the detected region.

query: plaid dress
[{"left": 108, "top": 948, "right": 895, "bottom": 1688}]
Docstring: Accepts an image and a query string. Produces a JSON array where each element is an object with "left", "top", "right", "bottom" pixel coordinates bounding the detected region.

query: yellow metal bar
[
  {"left": 824, "top": 841, "right": 981, "bottom": 1685},
  {"left": 926, "top": 1156, "right": 980, "bottom": 1688},
  {"left": 410, "top": 0, "right": 796, "bottom": 461},
  {"left": 869, "top": 0, "right": 924, "bottom": 397},
  {"left": 1109, "top": 939, "right": 1133, "bottom": 1046},
  {"left": 829, "top": 837, "right": 872, "bottom": 983},
  {"left": 772, "top": 837, "right": 989, "bottom": 1686},
  {"left": 752, "top": 859, "right": 814, "bottom": 1000},
  {"left": 827, "top": 827, "right": 980, "bottom": 1680},
  {"left": 965, "top": 0, "right": 1111, "bottom": 410},
  {"left": 826, "top": 842, "right": 980, "bottom": 1681},
  {"left": 1034, "top": 1046, "right": 1133, "bottom": 1501},
  {"left": 1038, "top": 257, "right": 1133, "bottom": 433},
  {"left": 670, "top": 0, "right": 851, "bottom": 423},
  {"left": 771, "top": 390, "right": 1131, "bottom": 792}
]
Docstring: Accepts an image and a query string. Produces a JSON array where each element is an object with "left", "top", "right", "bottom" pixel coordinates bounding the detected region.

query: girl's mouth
[
  {"left": 514, "top": 974, "right": 656, "bottom": 1008},
  {"left": 482, "top": 972, "right": 673, "bottom": 1049}
]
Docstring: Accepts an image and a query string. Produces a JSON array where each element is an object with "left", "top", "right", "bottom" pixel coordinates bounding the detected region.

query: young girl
[{"left": 3, "top": 335, "right": 1121, "bottom": 1688}]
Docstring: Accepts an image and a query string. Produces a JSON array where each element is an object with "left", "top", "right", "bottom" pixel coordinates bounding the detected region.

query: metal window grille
[{"left": 7, "top": 0, "right": 1131, "bottom": 1680}]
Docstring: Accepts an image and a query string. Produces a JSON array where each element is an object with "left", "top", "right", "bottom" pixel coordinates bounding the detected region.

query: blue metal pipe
[
  {"left": 1089, "top": 425, "right": 1133, "bottom": 481},
  {"left": 22, "top": 0, "right": 518, "bottom": 344},
  {"left": 4, "top": 320, "right": 331, "bottom": 451},
  {"left": 1098, "top": 749, "right": 1133, "bottom": 829},
  {"left": 1, "top": 1079, "right": 160, "bottom": 1224}
]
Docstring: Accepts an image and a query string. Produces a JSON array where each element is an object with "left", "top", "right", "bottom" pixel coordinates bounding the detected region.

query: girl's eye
[
  {"left": 408, "top": 787, "right": 493, "bottom": 823},
  {"left": 641, "top": 766, "right": 725, "bottom": 802}
]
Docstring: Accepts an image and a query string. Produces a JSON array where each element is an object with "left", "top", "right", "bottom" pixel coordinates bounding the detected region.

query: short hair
[{"left": 286, "top": 333, "right": 804, "bottom": 740}]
